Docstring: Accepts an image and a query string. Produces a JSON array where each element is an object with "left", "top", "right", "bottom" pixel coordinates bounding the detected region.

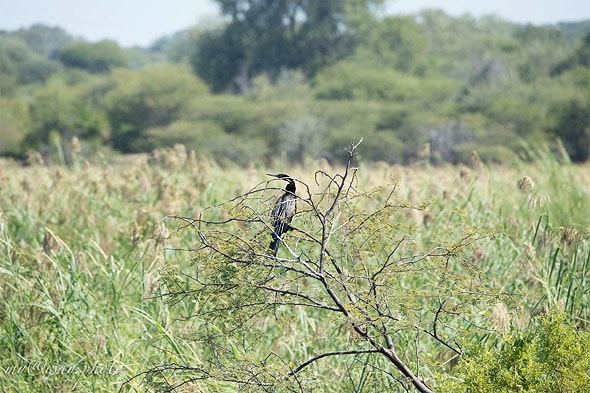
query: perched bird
[{"left": 268, "top": 173, "right": 297, "bottom": 256}]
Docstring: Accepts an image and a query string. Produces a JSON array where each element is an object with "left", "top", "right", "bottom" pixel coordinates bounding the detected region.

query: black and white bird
[{"left": 268, "top": 173, "right": 297, "bottom": 257}]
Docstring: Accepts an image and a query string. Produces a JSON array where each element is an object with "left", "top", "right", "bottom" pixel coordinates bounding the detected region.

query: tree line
[{"left": 1, "top": 1, "right": 589, "bottom": 165}]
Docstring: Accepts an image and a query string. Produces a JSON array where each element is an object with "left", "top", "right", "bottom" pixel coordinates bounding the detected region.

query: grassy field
[{"left": 1, "top": 145, "right": 589, "bottom": 392}]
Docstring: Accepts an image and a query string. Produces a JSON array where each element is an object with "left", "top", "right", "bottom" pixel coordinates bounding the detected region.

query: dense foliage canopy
[{"left": 1, "top": 8, "right": 589, "bottom": 164}]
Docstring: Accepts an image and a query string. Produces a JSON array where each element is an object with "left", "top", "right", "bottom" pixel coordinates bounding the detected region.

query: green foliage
[
  {"left": 439, "top": 311, "right": 590, "bottom": 392},
  {"left": 105, "top": 64, "right": 209, "bottom": 152},
  {"left": 0, "top": 97, "right": 31, "bottom": 156},
  {"left": 0, "top": 25, "right": 74, "bottom": 87},
  {"left": 192, "top": 26, "right": 245, "bottom": 93},
  {"left": 357, "top": 15, "right": 428, "bottom": 73},
  {"left": 559, "top": 20, "right": 590, "bottom": 44},
  {"left": 145, "top": 120, "right": 268, "bottom": 165},
  {"left": 18, "top": 57, "right": 61, "bottom": 84},
  {"left": 58, "top": 40, "right": 128, "bottom": 73},
  {"left": 549, "top": 95, "right": 590, "bottom": 162},
  {"left": 144, "top": 120, "right": 224, "bottom": 150},
  {"left": 150, "top": 27, "right": 203, "bottom": 64},
  {"left": 182, "top": 93, "right": 315, "bottom": 162},
  {"left": 416, "top": 10, "right": 515, "bottom": 78},
  {"left": 23, "top": 78, "right": 109, "bottom": 159},
  {"left": 0, "top": 35, "right": 34, "bottom": 93},
  {"left": 513, "top": 24, "right": 569, "bottom": 83},
  {"left": 552, "top": 31, "right": 590, "bottom": 75},
  {"left": 314, "top": 61, "right": 458, "bottom": 102},
  {"left": 1, "top": 13, "right": 590, "bottom": 165},
  {"left": 194, "top": 0, "right": 384, "bottom": 91},
  {"left": 10, "top": 23, "right": 74, "bottom": 57},
  {"left": 0, "top": 36, "right": 33, "bottom": 76}
]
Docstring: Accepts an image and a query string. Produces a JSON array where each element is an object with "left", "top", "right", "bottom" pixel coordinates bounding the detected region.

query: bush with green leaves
[
  {"left": 0, "top": 96, "right": 31, "bottom": 156},
  {"left": 105, "top": 64, "right": 209, "bottom": 152},
  {"left": 438, "top": 311, "right": 590, "bottom": 392},
  {"left": 58, "top": 40, "right": 128, "bottom": 73},
  {"left": 22, "top": 77, "right": 109, "bottom": 161},
  {"left": 549, "top": 95, "right": 590, "bottom": 162}
]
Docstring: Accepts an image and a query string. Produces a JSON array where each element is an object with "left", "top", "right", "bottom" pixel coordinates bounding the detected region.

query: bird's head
[
  {"left": 267, "top": 173, "right": 291, "bottom": 180},
  {"left": 267, "top": 173, "right": 296, "bottom": 192}
]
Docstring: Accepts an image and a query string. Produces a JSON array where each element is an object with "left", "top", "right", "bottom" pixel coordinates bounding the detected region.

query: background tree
[
  {"left": 192, "top": 25, "right": 247, "bottom": 92},
  {"left": 0, "top": 36, "right": 33, "bottom": 93},
  {"left": 17, "top": 57, "right": 61, "bottom": 84},
  {"left": 0, "top": 96, "right": 31, "bottom": 156},
  {"left": 12, "top": 24, "right": 73, "bottom": 58},
  {"left": 513, "top": 24, "right": 567, "bottom": 82},
  {"left": 550, "top": 97, "right": 590, "bottom": 162},
  {"left": 193, "top": 0, "right": 384, "bottom": 91},
  {"left": 357, "top": 15, "right": 428, "bottom": 73},
  {"left": 552, "top": 31, "right": 590, "bottom": 74},
  {"left": 58, "top": 40, "right": 128, "bottom": 73},
  {"left": 0, "top": 26, "right": 65, "bottom": 88},
  {"left": 22, "top": 78, "right": 109, "bottom": 161},
  {"left": 105, "top": 64, "right": 209, "bottom": 152}
]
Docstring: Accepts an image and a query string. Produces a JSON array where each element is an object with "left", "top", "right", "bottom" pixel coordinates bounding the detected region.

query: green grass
[{"left": 0, "top": 146, "right": 589, "bottom": 392}]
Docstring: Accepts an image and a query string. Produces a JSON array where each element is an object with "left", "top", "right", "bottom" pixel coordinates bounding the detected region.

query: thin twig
[{"left": 289, "top": 349, "right": 380, "bottom": 375}]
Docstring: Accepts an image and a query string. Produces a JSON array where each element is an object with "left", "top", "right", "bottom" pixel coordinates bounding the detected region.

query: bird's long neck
[{"left": 285, "top": 180, "right": 296, "bottom": 193}]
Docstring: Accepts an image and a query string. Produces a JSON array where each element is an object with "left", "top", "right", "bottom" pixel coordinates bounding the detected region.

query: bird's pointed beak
[{"left": 267, "top": 173, "right": 278, "bottom": 177}]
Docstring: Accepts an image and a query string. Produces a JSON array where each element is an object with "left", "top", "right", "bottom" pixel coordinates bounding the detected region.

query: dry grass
[{"left": 0, "top": 146, "right": 589, "bottom": 392}]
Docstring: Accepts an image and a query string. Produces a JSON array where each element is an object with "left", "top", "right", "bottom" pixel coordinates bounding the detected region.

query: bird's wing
[
  {"left": 272, "top": 195, "right": 288, "bottom": 222},
  {"left": 271, "top": 194, "right": 296, "bottom": 234}
]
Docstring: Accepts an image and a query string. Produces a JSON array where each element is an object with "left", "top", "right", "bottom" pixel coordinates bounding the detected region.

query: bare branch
[
  {"left": 149, "top": 139, "right": 503, "bottom": 393},
  {"left": 289, "top": 349, "right": 380, "bottom": 376}
]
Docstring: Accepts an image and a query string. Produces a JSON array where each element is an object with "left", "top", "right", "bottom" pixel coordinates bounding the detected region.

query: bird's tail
[{"left": 269, "top": 234, "right": 280, "bottom": 257}]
